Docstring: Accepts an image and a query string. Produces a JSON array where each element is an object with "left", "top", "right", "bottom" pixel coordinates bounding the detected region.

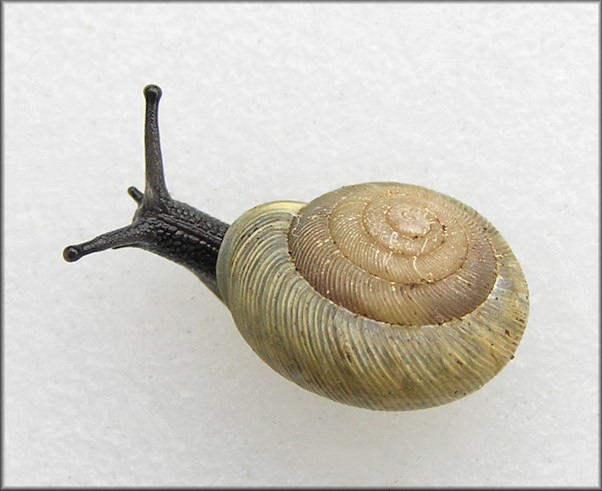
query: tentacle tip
[
  {"left": 143, "top": 84, "right": 162, "bottom": 102},
  {"left": 63, "top": 246, "right": 81, "bottom": 262}
]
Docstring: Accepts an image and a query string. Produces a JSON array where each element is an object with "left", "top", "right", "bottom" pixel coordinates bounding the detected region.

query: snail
[{"left": 63, "top": 85, "right": 529, "bottom": 411}]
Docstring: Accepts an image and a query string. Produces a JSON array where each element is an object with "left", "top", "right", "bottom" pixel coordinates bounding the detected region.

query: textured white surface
[{"left": 4, "top": 3, "right": 598, "bottom": 487}]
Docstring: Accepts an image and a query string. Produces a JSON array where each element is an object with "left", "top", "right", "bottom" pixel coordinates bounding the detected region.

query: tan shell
[{"left": 216, "top": 183, "right": 529, "bottom": 411}]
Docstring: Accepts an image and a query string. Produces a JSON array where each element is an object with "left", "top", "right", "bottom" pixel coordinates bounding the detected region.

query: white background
[{"left": 5, "top": 3, "right": 599, "bottom": 487}]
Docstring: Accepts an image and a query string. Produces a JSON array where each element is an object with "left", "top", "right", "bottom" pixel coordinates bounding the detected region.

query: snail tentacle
[
  {"left": 127, "top": 186, "right": 144, "bottom": 205},
  {"left": 141, "top": 84, "right": 170, "bottom": 206},
  {"left": 63, "top": 85, "right": 229, "bottom": 297}
]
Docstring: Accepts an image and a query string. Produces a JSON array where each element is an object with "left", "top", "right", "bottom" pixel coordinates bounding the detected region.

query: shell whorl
[
  {"left": 289, "top": 183, "right": 498, "bottom": 326},
  {"left": 216, "top": 183, "right": 529, "bottom": 411}
]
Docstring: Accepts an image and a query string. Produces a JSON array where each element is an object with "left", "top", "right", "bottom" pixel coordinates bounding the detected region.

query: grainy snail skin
[{"left": 64, "top": 85, "right": 529, "bottom": 411}]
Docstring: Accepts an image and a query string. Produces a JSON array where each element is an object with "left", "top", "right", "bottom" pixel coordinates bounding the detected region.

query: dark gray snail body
[{"left": 64, "top": 85, "right": 529, "bottom": 411}]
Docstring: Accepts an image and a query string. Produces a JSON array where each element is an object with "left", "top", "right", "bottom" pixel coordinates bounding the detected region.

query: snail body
[{"left": 64, "top": 86, "right": 529, "bottom": 411}]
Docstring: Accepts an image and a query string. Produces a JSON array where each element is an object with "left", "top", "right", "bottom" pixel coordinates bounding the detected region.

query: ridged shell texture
[{"left": 217, "top": 183, "right": 529, "bottom": 411}]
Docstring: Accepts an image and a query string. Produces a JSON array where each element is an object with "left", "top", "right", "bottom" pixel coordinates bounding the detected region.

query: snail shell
[{"left": 217, "top": 182, "right": 529, "bottom": 411}]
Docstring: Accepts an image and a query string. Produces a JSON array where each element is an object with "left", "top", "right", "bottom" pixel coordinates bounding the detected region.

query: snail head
[{"left": 62, "top": 85, "right": 229, "bottom": 296}]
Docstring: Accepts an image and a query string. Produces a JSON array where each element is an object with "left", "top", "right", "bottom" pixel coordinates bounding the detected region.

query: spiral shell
[{"left": 216, "top": 183, "right": 529, "bottom": 411}]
